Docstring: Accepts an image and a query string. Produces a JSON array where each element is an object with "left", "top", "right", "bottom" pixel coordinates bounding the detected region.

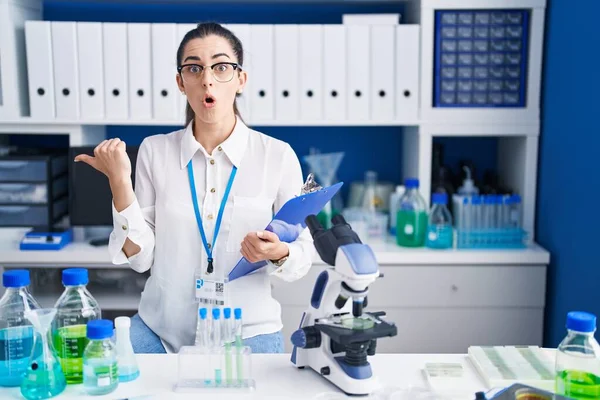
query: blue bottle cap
[
  {"left": 503, "top": 195, "right": 512, "bottom": 205},
  {"left": 432, "top": 193, "right": 447, "bottom": 205},
  {"left": 87, "top": 319, "right": 114, "bottom": 340},
  {"left": 512, "top": 194, "right": 522, "bottom": 204},
  {"left": 223, "top": 307, "right": 231, "bottom": 319},
  {"left": 62, "top": 268, "right": 88, "bottom": 286},
  {"left": 404, "top": 178, "right": 419, "bottom": 189},
  {"left": 484, "top": 196, "right": 494, "bottom": 204},
  {"left": 3, "top": 270, "right": 30, "bottom": 288},
  {"left": 462, "top": 197, "right": 469, "bottom": 205},
  {"left": 471, "top": 196, "right": 482, "bottom": 205},
  {"left": 567, "top": 311, "right": 597, "bottom": 333},
  {"left": 234, "top": 308, "right": 242, "bottom": 320},
  {"left": 212, "top": 308, "right": 221, "bottom": 320},
  {"left": 199, "top": 307, "right": 207, "bottom": 320}
]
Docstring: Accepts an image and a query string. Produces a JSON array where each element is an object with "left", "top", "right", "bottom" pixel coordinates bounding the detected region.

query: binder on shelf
[
  {"left": 228, "top": 182, "right": 344, "bottom": 282},
  {"left": 342, "top": 14, "right": 401, "bottom": 25},
  {"left": 395, "top": 25, "right": 420, "bottom": 122},
  {"left": 249, "top": 24, "right": 274, "bottom": 121},
  {"left": 346, "top": 25, "right": 370, "bottom": 121},
  {"left": 177, "top": 23, "right": 197, "bottom": 124},
  {"left": 370, "top": 25, "right": 395, "bottom": 121},
  {"left": 274, "top": 25, "right": 299, "bottom": 122},
  {"left": 25, "top": 21, "right": 55, "bottom": 119},
  {"left": 151, "top": 23, "right": 179, "bottom": 121},
  {"left": 224, "top": 24, "right": 252, "bottom": 122},
  {"left": 103, "top": 23, "right": 129, "bottom": 120},
  {"left": 51, "top": 21, "right": 80, "bottom": 119},
  {"left": 299, "top": 25, "right": 323, "bottom": 121},
  {"left": 77, "top": 22, "right": 105, "bottom": 120},
  {"left": 127, "top": 23, "right": 152, "bottom": 120},
  {"left": 323, "top": 25, "right": 346, "bottom": 121}
]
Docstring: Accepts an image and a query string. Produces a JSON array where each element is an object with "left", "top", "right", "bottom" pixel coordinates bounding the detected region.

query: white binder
[
  {"left": 224, "top": 24, "right": 251, "bottom": 123},
  {"left": 151, "top": 23, "right": 178, "bottom": 121},
  {"left": 323, "top": 25, "right": 346, "bottom": 121},
  {"left": 77, "top": 22, "right": 104, "bottom": 120},
  {"left": 249, "top": 25, "right": 274, "bottom": 121},
  {"left": 342, "top": 14, "right": 401, "bottom": 25},
  {"left": 299, "top": 25, "right": 323, "bottom": 121},
  {"left": 346, "top": 25, "right": 370, "bottom": 120},
  {"left": 51, "top": 22, "right": 80, "bottom": 119},
  {"left": 127, "top": 23, "right": 152, "bottom": 120},
  {"left": 274, "top": 25, "right": 299, "bottom": 122},
  {"left": 177, "top": 23, "right": 197, "bottom": 124},
  {"left": 370, "top": 25, "right": 395, "bottom": 121},
  {"left": 395, "top": 25, "right": 420, "bottom": 122},
  {"left": 25, "top": 21, "right": 55, "bottom": 119},
  {"left": 103, "top": 23, "right": 128, "bottom": 120}
]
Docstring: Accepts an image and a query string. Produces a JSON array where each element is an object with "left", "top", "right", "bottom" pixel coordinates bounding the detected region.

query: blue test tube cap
[
  {"left": 62, "top": 268, "right": 89, "bottom": 286},
  {"left": 234, "top": 308, "right": 242, "bottom": 320},
  {"left": 223, "top": 307, "right": 231, "bottom": 319},
  {"left": 3, "top": 269, "right": 30, "bottom": 288},
  {"left": 212, "top": 307, "right": 221, "bottom": 320},
  {"left": 483, "top": 195, "right": 494, "bottom": 204},
  {"left": 471, "top": 196, "right": 482, "bottom": 205},
  {"left": 404, "top": 178, "right": 419, "bottom": 189},
  {"left": 432, "top": 193, "right": 447, "bottom": 205},
  {"left": 199, "top": 307, "right": 208, "bottom": 319},
  {"left": 512, "top": 194, "right": 522, "bottom": 204}
]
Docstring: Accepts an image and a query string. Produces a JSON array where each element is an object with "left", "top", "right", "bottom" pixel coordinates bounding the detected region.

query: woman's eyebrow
[
  {"left": 212, "top": 53, "right": 231, "bottom": 59},
  {"left": 183, "top": 55, "right": 201, "bottom": 62}
]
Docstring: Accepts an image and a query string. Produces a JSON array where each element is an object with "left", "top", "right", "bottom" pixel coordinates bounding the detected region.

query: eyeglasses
[{"left": 177, "top": 62, "right": 241, "bottom": 84}]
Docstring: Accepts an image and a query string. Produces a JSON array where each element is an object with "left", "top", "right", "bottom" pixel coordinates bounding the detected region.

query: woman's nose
[{"left": 201, "top": 69, "right": 214, "bottom": 87}]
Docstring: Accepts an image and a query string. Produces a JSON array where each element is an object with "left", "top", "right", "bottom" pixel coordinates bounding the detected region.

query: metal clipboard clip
[{"left": 300, "top": 173, "right": 323, "bottom": 195}]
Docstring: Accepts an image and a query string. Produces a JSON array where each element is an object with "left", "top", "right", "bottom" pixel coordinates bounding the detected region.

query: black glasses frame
[{"left": 177, "top": 62, "right": 242, "bottom": 82}]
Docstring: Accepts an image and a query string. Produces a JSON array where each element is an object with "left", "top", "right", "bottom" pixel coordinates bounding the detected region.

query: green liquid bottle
[
  {"left": 555, "top": 312, "right": 600, "bottom": 400},
  {"left": 396, "top": 178, "right": 428, "bottom": 248},
  {"left": 52, "top": 269, "right": 101, "bottom": 384}
]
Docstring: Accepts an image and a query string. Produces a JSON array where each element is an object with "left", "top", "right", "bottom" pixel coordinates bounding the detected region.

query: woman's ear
[
  {"left": 176, "top": 73, "right": 185, "bottom": 94},
  {"left": 237, "top": 70, "right": 248, "bottom": 94}
]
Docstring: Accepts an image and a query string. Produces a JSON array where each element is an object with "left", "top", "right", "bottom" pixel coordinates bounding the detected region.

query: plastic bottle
[
  {"left": 457, "top": 166, "right": 479, "bottom": 196},
  {"left": 83, "top": 320, "right": 118, "bottom": 395},
  {"left": 114, "top": 316, "right": 139, "bottom": 382},
  {"left": 396, "top": 178, "right": 428, "bottom": 247},
  {"left": 389, "top": 185, "right": 406, "bottom": 235},
  {"left": 0, "top": 270, "right": 41, "bottom": 387},
  {"left": 426, "top": 193, "right": 453, "bottom": 249},
  {"left": 361, "top": 171, "right": 380, "bottom": 214},
  {"left": 555, "top": 311, "right": 600, "bottom": 399},
  {"left": 52, "top": 268, "right": 101, "bottom": 384}
]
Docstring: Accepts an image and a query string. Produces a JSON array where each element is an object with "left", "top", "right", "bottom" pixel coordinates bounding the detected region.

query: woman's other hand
[
  {"left": 241, "top": 231, "right": 289, "bottom": 263},
  {"left": 74, "top": 138, "right": 132, "bottom": 185}
]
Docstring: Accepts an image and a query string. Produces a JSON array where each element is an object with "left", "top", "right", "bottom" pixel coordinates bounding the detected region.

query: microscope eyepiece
[{"left": 305, "top": 214, "right": 324, "bottom": 236}]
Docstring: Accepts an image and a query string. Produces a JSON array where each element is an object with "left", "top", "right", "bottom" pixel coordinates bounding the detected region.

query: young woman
[{"left": 75, "top": 22, "right": 314, "bottom": 354}]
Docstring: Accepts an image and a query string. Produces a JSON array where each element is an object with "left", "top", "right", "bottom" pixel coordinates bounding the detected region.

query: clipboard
[{"left": 228, "top": 182, "right": 344, "bottom": 282}]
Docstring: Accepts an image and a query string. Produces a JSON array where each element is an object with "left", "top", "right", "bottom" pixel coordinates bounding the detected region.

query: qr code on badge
[{"left": 216, "top": 282, "right": 224, "bottom": 293}]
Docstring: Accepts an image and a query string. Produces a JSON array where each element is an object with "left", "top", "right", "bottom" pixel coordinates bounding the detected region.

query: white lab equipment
[
  {"left": 114, "top": 316, "right": 140, "bottom": 383},
  {"left": 457, "top": 166, "right": 479, "bottom": 196}
]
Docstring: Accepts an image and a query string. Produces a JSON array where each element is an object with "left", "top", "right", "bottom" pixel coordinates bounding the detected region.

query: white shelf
[{"left": 0, "top": 117, "right": 419, "bottom": 128}]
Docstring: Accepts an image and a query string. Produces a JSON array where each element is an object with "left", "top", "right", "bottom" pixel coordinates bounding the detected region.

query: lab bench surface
[{"left": 0, "top": 353, "right": 489, "bottom": 400}]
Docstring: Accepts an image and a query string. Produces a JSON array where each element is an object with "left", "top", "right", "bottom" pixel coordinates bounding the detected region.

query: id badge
[{"left": 195, "top": 275, "right": 226, "bottom": 305}]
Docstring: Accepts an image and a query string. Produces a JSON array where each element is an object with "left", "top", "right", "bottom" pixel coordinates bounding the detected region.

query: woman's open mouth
[{"left": 203, "top": 94, "right": 216, "bottom": 109}]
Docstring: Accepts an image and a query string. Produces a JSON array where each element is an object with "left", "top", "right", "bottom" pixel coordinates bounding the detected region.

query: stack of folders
[{"left": 24, "top": 19, "right": 420, "bottom": 124}]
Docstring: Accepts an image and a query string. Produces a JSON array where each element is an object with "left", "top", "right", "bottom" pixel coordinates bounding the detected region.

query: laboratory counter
[{"left": 0, "top": 353, "right": 489, "bottom": 400}]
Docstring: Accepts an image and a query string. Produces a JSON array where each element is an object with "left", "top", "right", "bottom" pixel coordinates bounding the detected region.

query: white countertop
[
  {"left": 0, "top": 228, "right": 550, "bottom": 267},
  {"left": 0, "top": 354, "right": 491, "bottom": 400}
]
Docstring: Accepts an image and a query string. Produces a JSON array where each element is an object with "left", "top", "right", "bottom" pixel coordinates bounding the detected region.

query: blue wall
[
  {"left": 32, "top": 1, "right": 498, "bottom": 204},
  {"left": 538, "top": 0, "right": 600, "bottom": 346}
]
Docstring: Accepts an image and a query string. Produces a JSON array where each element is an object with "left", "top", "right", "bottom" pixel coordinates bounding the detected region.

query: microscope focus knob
[{"left": 291, "top": 326, "right": 321, "bottom": 349}]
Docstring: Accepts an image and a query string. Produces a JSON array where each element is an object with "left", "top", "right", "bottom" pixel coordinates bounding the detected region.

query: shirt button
[
  {"left": 207, "top": 243, "right": 212, "bottom": 249},
  {"left": 207, "top": 214, "right": 214, "bottom": 220},
  {"left": 218, "top": 146, "right": 223, "bottom": 151},
  {"left": 210, "top": 159, "right": 215, "bottom": 165},
  {"left": 121, "top": 225, "right": 127, "bottom": 231},
  {"left": 210, "top": 188, "right": 216, "bottom": 193}
]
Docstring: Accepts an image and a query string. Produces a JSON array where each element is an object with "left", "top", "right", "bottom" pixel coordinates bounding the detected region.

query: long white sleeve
[
  {"left": 266, "top": 144, "right": 315, "bottom": 282},
  {"left": 108, "top": 138, "right": 156, "bottom": 273}
]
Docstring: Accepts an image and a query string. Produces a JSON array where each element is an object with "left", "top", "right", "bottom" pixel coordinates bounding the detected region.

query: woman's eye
[
  {"left": 216, "top": 64, "right": 228, "bottom": 72},
  {"left": 190, "top": 66, "right": 201, "bottom": 74}
]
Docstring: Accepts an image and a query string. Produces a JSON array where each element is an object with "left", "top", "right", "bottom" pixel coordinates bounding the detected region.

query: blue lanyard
[{"left": 187, "top": 160, "right": 237, "bottom": 275}]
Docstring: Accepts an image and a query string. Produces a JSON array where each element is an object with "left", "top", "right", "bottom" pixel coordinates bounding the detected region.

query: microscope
[{"left": 291, "top": 214, "right": 398, "bottom": 395}]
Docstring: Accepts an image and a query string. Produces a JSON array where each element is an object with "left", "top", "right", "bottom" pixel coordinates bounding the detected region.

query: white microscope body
[{"left": 291, "top": 215, "right": 397, "bottom": 395}]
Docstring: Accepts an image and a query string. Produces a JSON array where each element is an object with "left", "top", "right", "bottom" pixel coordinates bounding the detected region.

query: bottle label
[{"left": 404, "top": 225, "right": 414, "bottom": 235}]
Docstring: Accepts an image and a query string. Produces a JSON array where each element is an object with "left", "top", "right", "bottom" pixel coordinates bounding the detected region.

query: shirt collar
[{"left": 179, "top": 116, "right": 249, "bottom": 169}]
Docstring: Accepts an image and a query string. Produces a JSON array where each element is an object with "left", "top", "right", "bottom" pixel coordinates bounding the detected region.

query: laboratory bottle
[
  {"left": 555, "top": 311, "right": 600, "bottom": 399},
  {"left": 396, "top": 178, "right": 428, "bottom": 247},
  {"left": 52, "top": 268, "right": 101, "bottom": 384},
  {"left": 426, "top": 193, "right": 453, "bottom": 249},
  {"left": 83, "top": 319, "right": 118, "bottom": 395},
  {"left": 457, "top": 166, "right": 479, "bottom": 196},
  {"left": 114, "top": 316, "right": 139, "bottom": 382},
  {"left": 389, "top": 185, "right": 406, "bottom": 235},
  {"left": 194, "top": 307, "right": 209, "bottom": 348},
  {"left": 361, "top": 171, "right": 380, "bottom": 214},
  {"left": 0, "top": 270, "right": 41, "bottom": 387}
]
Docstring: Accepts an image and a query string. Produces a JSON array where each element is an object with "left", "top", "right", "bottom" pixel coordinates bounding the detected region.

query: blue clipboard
[{"left": 228, "top": 182, "right": 344, "bottom": 282}]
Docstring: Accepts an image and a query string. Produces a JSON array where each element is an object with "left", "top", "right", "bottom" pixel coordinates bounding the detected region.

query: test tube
[
  {"left": 471, "top": 196, "right": 482, "bottom": 230},
  {"left": 234, "top": 308, "right": 243, "bottom": 384},
  {"left": 510, "top": 195, "right": 522, "bottom": 228},
  {"left": 195, "top": 307, "right": 209, "bottom": 348},
  {"left": 223, "top": 308, "right": 233, "bottom": 385},
  {"left": 212, "top": 308, "right": 222, "bottom": 386}
]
